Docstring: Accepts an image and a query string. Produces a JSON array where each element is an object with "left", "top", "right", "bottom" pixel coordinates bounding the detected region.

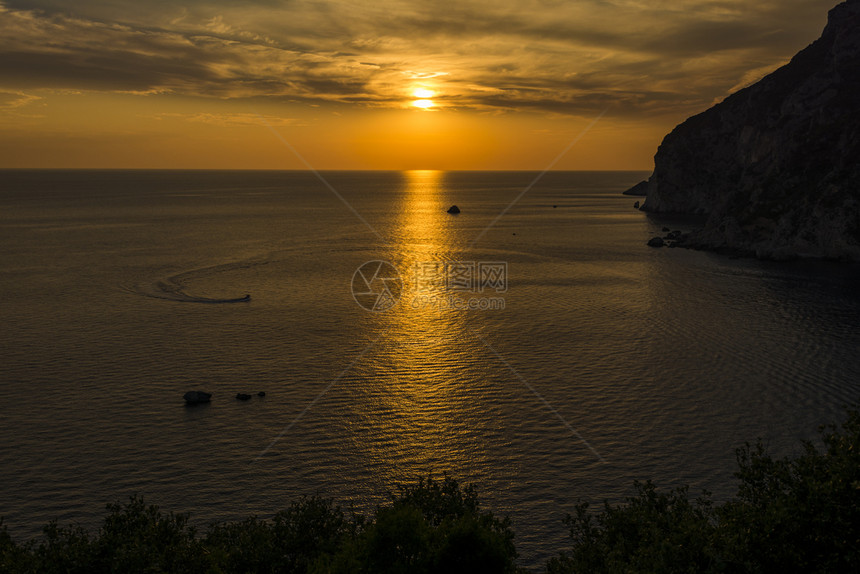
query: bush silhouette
[
  {"left": 547, "top": 404, "right": 860, "bottom": 573},
  {"left": 1, "top": 407, "right": 858, "bottom": 573},
  {"left": 322, "top": 476, "right": 520, "bottom": 574}
]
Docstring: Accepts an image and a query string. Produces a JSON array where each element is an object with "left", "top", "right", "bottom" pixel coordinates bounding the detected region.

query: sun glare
[{"left": 412, "top": 87, "right": 436, "bottom": 109}]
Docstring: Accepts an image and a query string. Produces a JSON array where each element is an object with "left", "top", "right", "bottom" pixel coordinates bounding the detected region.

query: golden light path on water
[{"left": 347, "top": 170, "right": 499, "bottom": 488}]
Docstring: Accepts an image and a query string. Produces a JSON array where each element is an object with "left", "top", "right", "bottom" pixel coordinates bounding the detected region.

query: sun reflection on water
[{"left": 348, "top": 170, "right": 499, "bottom": 487}]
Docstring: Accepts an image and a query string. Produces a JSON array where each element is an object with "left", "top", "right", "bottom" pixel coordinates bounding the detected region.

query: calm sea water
[{"left": 1, "top": 169, "right": 859, "bottom": 568}]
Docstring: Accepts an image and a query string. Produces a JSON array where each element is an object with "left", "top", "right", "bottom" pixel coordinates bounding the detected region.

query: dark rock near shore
[
  {"left": 447, "top": 205, "right": 461, "bottom": 214},
  {"left": 183, "top": 391, "right": 211, "bottom": 405},
  {"left": 623, "top": 180, "right": 649, "bottom": 196},
  {"left": 638, "top": 0, "right": 860, "bottom": 261},
  {"left": 235, "top": 393, "right": 252, "bottom": 401},
  {"left": 633, "top": 201, "right": 640, "bottom": 209},
  {"left": 647, "top": 237, "right": 665, "bottom": 248}
]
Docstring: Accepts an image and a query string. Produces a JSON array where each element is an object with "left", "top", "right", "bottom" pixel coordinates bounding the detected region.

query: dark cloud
[{"left": 0, "top": 48, "right": 224, "bottom": 91}]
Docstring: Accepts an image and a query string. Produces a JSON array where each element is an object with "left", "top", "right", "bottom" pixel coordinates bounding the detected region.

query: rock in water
[
  {"left": 647, "top": 237, "right": 665, "bottom": 248},
  {"left": 235, "top": 393, "right": 252, "bottom": 401},
  {"left": 183, "top": 391, "right": 211, "bottom": 404},
  {"left": 623, "top": 180, "right": 649, "bottom": 196},
  {"left": 639, "top": 0, "right": 860, "bottom": 261},
  {"left": 447, "top": 205, "right": 461, "bottom": 214}
]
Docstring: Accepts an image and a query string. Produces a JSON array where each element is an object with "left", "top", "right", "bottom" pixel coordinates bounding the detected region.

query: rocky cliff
[{"left": 634, "top": 0, "right": 860, "bottom": 260}]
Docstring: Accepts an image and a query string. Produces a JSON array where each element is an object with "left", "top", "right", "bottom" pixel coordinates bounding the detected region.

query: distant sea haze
[{"left": 1, "top": 169, "right": 858, "bottom": 568}]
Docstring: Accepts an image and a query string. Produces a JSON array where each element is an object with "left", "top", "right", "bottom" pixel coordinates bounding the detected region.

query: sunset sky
[{"left": 0, "top": 0, "right": 834, "bottom": 170}]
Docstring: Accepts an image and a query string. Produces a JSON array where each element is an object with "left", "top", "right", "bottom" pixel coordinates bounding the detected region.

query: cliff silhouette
[{"left": 633, "top": 0, "right": 860, "bottom": 261}]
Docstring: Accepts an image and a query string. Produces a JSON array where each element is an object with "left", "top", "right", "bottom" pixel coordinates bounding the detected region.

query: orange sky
[{"left": 0, "top": 0, "right": 835, "bottom": 170}]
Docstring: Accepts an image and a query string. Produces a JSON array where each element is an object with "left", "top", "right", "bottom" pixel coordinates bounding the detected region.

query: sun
[{"left": 412, "top": 88, "right": 435, "bottom": 109}]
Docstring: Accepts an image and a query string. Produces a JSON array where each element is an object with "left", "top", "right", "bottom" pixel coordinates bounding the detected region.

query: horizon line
[{"left": 0, "top": 167, "right": 652, "bottom": 173}]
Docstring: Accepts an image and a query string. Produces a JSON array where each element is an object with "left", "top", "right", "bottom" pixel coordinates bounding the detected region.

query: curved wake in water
[{"left": 131, "top": 260, "right": 266, "bottom": 303}]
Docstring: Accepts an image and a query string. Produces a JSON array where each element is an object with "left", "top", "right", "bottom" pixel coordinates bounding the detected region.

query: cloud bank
[{"left": 0, "top": 0, "right": 835, "bottom": 116}]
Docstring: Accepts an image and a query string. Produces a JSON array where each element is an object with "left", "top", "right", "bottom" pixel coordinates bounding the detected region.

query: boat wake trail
[{"left": 130, "top": 260, "right": 267, "bottom": 304}]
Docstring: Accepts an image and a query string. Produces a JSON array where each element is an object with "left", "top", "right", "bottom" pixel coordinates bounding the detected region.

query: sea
[{"left": 1, "top": 169, "right": 859, "bottom": 569}]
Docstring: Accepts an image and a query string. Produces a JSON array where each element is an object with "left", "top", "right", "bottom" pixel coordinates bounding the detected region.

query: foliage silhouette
[{"left": 1, "top": 407, "right": 858, "bottom": 573}]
